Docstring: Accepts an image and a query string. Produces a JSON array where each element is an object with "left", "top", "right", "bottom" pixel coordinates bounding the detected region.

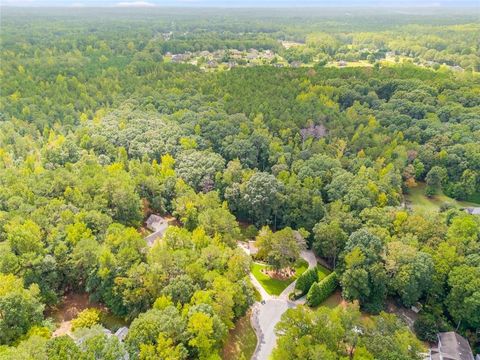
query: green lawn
[
  {"left": 295, "top": 259, "right": 309, "bottom": 277},
  {"left": 222, "top": 310, "right": 257, "bottom": 360},
  {"left": 316, "top": 264, "right": 331, "bottom": 281},
  {"left": 251, "top": 260, "right": 308, "bottom": 296},
  {"left": 406, "top": 182, "right": 479, "bottom": 213},
  {"left": 326, "top": 60, "right": 373, "bottom": 68}
]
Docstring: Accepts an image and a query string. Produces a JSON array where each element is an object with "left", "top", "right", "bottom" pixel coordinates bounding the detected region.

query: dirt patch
[
  {"left": 165, "top": 215, "right": 181, "bottom": 227},
  {"left": 261, "top": 267, "right": 295, "bottom": 280},
  {"left": 46, "top": 293, "right": 107, "bottom": 337},
  {"left": 386, "top": 299, "right": 419, "bottom": 330}
]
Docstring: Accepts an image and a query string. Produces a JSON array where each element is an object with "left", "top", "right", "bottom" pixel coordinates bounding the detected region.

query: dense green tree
[
  {"left": 175, "top": 150, "right": 225, "bottom": 191},
  {"left": 241, "top": 172, "right": 283, "bottom": 227},
  {"left": 313, "top": 221, "right": 348, "bottom": 269},
  {"left": 255, "top": 227, "right": 304, "bottom": 271},
  {"left": 446, "top": 264, "right": 480, "bottom": 330},
  {"left": 273, "top": 303, "right": 424, "bottom": 360},
  {"left": 0, "top": 274, "right": 44, "bottom": 345}
]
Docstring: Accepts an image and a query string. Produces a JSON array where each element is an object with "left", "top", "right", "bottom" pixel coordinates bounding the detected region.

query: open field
[{"left": 405, "top": 183, "right": 480, "bottom": 213}]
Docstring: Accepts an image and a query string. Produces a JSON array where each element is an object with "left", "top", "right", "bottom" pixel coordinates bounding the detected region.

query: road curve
[{"left": 250, "top": 250, "right": 317, "bottom": 360}]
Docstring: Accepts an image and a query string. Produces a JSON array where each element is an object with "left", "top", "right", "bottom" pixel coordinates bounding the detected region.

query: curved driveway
[{"left": 250, "top": 250, "right": 317, "bottom": 360}]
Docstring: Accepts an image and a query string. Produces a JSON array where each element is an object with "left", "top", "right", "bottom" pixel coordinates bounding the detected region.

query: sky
[{"left": 1, "top": 0, "right": 478, "bottom": 6}]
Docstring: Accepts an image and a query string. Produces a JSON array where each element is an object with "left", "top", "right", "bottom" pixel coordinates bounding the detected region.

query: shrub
[
  {"left": 414, "top": 313, "right": 439, "bottom": 342},
  {"left": 289, "top": 291, "right": 301, "bottom": 300},
  {"left": 71, "top": 308, "right": 100, "bottom": 331},
  {"left": 306, "top": 272, "right": 337, "bottom": 307},
  {"left": 294, "top": 268, "right": 319, "bottom": 296},
  {"left": 244, "top": 225, "right": 258, "bottom": 239}
]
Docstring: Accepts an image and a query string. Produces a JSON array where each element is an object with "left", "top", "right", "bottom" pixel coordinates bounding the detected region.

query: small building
[
  {"left": 171, "top": 53, "right": 188, "bottom": 63},
  {"left": 464, "top": 207, "right": 480, "bottom": 215},
  {"left": 385, "top": 51, "right": 396, "bottom": 58},
  {"left": 206, "top": 60, "right": 218, "bottom": 68},
  {"left": 338, "top": 60, "right": 347, "bottom": 67},
  {"left": 146, "top": 214, "right": 166, "bottom": 231},
  {"left": 429, "top": 332, "right": 474, "bottom": 360},
  {"left": 262, "top": 50, "right": 274, "bottom": 59},
  {"left": 161, "top": 32, "right": 172, "bottom": 41},
  {"left": 230, "top": 49, "right": 243, "bottom": 60}
]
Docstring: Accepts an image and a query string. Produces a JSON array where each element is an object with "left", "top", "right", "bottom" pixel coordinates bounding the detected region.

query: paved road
[
  {"left": 251, "top": 299, "right": 296, "bottom": 360},
  {"left": 278, "top": 250, "right": 317, "bottom": 300},
  {"left": 250, "top": 273, "right": 272, "bottom": 301},
  {"left": 250, "top": 250, "right": 317, "bottom": 360}
]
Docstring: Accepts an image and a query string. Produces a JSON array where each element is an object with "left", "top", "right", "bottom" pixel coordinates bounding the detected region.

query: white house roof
[
  {"left": 146, "top": 214, "right": 167, "bottom": 231},
  {"left": 465, "top": 207, "right": 480, "bottom": 215}
]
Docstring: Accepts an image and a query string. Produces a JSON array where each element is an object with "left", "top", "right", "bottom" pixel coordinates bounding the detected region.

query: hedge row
[
  {"left": 294, "top": 267, "right": 319, "bottom": 296},
  {"left": 306, "top": 272, "right": 338, "bottom": 307}
]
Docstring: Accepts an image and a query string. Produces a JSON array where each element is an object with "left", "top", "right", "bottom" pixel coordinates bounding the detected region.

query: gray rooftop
[
  {"left": 430, "top": 332, "right": 474, "bottom": 360},
  {"left": 465, "top": 207, "right": 480, "bottom": 215}
]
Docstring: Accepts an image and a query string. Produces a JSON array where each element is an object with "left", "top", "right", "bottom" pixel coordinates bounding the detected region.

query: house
[
  {"left": 146, "top": 214, "right": 165, "bottom": 231},
  {"left": 229, "top": 49, "right": 243, "bottom": 59},
  {"left": 464, "top": 207, "right": 480, "bottom": 215},
  {"left": 262, "top": 50, "right": 274, "bottom": 60},
  {"left": 385, "top": 51, "right": 396, "bottom": 58},
  {"left": 206, "top": 60, "right": 218, "bottom": 68},
  {"left": 145, "top": 214, "right": 169, "bottom": 246},
  {"left": 429, "top": 332, "right": 474, "bottom": 360},
  {"left": 161, "top": 32, "right": 172, "bottom": 41},
  {"left": 338, "top": 60, "right": 347, "bottom": 67},
  {"left": 171, "top": 53, "right": 189, "bottom": 63}
]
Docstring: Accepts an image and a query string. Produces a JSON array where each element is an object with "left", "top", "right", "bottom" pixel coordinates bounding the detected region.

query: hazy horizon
[{"left": 1, "top": 0, "right": 479, "bottom": 7}]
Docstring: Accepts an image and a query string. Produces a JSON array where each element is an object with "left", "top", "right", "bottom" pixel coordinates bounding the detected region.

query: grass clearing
[
  {"left": 221, "top": 310, "right": 257, "bottom": 360},
  {"left": 316, "top": 290, "right": 372, "bottom": 321},
  {"left": 317, "top": 264, "right": 331, "bottom": 281},
  {"left": 326, "top": 60, "right": 373, "bottom": 68},
  {"left": 251, "top": 263, "right": 292, "bottom": 295},
  {"left": 251, "top": 260, "right": 308, "bottom": 296},
  {"left": 405, "top": 182, "right": 479, "bottom": 213},
  {"left": 295, "top": 259, "right": 309, "bottom": 277}
]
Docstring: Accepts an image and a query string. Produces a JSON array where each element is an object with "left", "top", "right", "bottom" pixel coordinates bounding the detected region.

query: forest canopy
[{"left": 0, "top": 6, "right": 479, "bottom": 360}]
